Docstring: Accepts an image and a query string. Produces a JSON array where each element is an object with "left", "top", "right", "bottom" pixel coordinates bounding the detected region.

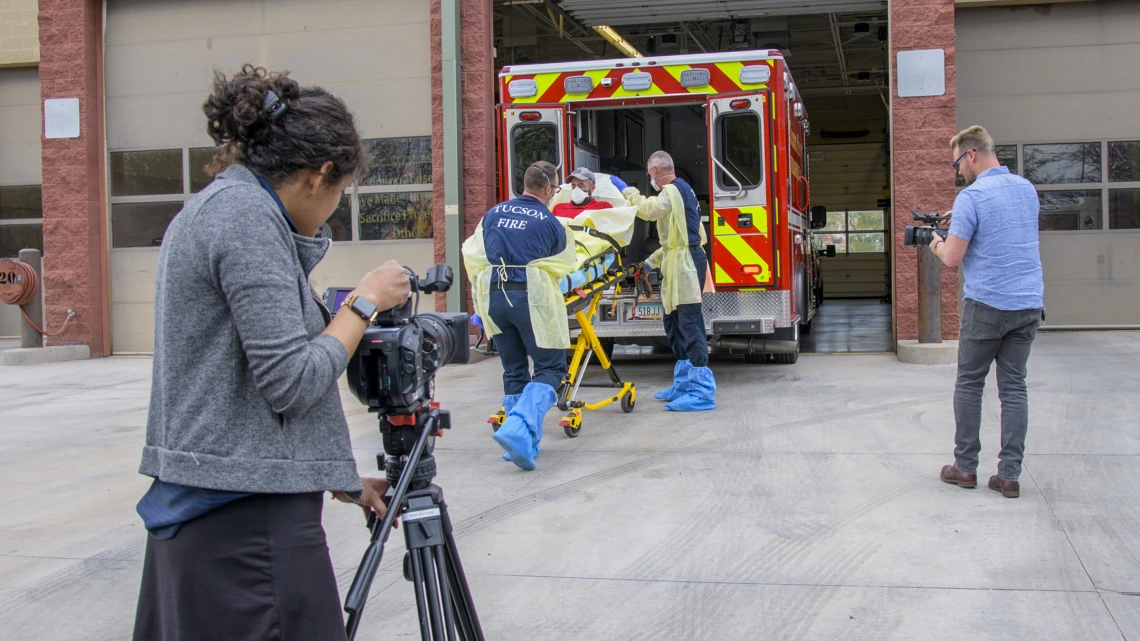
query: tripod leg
[
  {"left": 440, "top": 503, "right": 485, "bottom": 641},
  {"left": 408, "top": 549, "right": 434, "bottom": 641},
  {"left": 434, "top": 545, "right": 458, "bottom": 641},
  {"left": 420, "top": 547, "right": 446, "bottom": 640}
]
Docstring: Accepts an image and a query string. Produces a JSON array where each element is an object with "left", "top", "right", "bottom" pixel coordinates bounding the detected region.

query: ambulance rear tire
[{"left": 773, "top": 343, "right": 800, "bottom": 365}]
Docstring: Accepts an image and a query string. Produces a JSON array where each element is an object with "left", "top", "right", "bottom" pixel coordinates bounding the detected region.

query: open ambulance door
[
  {"left": 706, "top": 92, "right": 775, "bottom": 289},
  {"left": 499, "top": 106, "right": 571, "bottom": 200}
]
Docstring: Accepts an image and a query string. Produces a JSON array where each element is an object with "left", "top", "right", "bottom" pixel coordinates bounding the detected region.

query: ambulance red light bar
[
  {"left": 519, "top": 112, "right": 543, "bottom": 121},
  {"left": 730, "top": 99, "right": 751, "bottom": 110},
  {"left": 741, "top": 265, "right": 762, "bottom": 275}
]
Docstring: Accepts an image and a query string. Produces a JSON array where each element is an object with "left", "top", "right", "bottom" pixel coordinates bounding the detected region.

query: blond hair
[
  {"left": 647, "top": 150, "right": 674, "bottom": 172},
  {"left": 949, "top": 125, "right": 995, "bottom": 156}
]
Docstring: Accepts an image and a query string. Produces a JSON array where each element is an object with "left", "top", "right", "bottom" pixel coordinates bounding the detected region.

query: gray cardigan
[{"left": 139, "top": 164, "right": 362, "bottom": 494}]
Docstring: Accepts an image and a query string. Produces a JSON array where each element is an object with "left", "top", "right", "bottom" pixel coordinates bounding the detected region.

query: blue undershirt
[{"left": 137, "top": 176, "right": 297, "bottom": 539}]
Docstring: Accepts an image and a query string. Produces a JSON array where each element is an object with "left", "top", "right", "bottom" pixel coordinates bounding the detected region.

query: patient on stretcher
[{"left": 546, "top": 173, "right": 638, "bottom": 294}]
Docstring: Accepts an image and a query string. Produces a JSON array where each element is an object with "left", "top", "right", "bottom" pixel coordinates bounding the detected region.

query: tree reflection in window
[
  {"left": 1024, "top": 143, "right": 1101, "bottom": 185},
  {"left": 360, "top": 137, "right": 432, "bottom": 186}
]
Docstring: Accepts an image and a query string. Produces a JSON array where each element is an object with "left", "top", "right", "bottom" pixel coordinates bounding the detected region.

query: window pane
[
  {"left": 1109, "top": 188, "right": 1140, "bottom": 229},
  {"left": 0, "top": 223, "right": 43, "bottom": 258},
  {"left": 511, "top": 124, "right": 558, "bottom": 196},
  {"left": 360, "top": 137, "right": 432, "bottom": 187},
  {"left": 848, "top": 232, "right": 885, "bottom": 253},
  {"left": 996, "top": 145, "right": 1018, "bottom": 174},
  {"left": 1038, "top": 190, "right": 1102, "bottom": 231},
  {"left": 1024, "top": 143, "right": 1101, "bottom": 185},
  {"left": 0, "top": 185, "right": 43, "bottom": 220},
  {"left": 358, "top": 192, "right": 432, "bottom": 241},
  {"left": 111, "top": 150, "right": 183, "bottom": 196},
  {"left": 718, "top": 113, "right": 762, "bottom": 188},
  {"left": 820, "top": 211, "right": 846, "bottom": 232},
  {"left": 1109, "top": 141, "right": 1140, "bottom": 183},
  {"left": 814, "top": 232, "right": 847, "bottom": 253},
  {"left": 847, "top": 210, "right": 884, "bottom": 231},
  {"left": 318, "top": 195, "right": 353, "bottom": 241},
  {"left": 189, "top": 147, "right": 220, "bottom": 193},
  {"left": 111, "top": 202, "right": 184, "bottom": 248}
]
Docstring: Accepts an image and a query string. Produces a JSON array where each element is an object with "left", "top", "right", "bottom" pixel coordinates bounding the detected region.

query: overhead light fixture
[
  {"left": 661, "top": 33, "right": 678, "bottom": 48},
  {"left": 594, "top": 25, "right": 644, "bottom": 58}
]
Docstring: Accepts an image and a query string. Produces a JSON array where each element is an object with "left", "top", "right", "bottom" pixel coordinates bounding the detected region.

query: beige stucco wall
[
  {"left": 105, "top": 0, "right": 432, "bottom": 353},
  {"left": 0, "top": 0, "right": 39, "bottom": 67}
]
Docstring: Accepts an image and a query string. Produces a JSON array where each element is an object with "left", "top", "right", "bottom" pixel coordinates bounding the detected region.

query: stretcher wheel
[
  {"left": 488, "top": 409, "right": 506, "bottom": 432},
  {"left": 621, "top": 393, "right": 635, "bottom": 413},
  {"left": 560, "top": 409, "right": 582, "bottom": 438}
]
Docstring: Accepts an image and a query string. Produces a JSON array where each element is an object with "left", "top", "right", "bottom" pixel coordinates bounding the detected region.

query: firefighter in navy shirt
[{"left": 464, "top": 161, "right": 572, "bottom": 470}]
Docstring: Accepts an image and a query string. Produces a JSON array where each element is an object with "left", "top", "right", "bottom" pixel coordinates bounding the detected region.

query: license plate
[{"left": 628, "top": 302, "right": 663, "bottom": 321}]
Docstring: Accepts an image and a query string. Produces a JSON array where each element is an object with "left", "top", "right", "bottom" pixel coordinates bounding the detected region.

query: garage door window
[
  {"left": 1108, "top": 141, "right": 1140, "bottom": 229},
  {"left": 111, "top": 137, "right": 433, "bottom": 247},
  {"left": 812, "top": 210, "right": 884, "bottom": 254},
  {"left": 991, "top": 141, "right": 1140, "bottom": 232},
  {"left": 0, "top": 185, "right": 43, "bottom": 258}
]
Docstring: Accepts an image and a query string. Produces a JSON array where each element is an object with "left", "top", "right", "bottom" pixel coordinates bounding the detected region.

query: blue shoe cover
[
  {"left": 493, "top": 382, "right": 556, "bottom": 470},
  {"left": 654, "top": 360, "right": 692, "bottom": 401},
  {"left": 665, "top": 366, "right": 716, "bottom": 412},
  {"left": 500, "top": 394, "right": 521, "bottom": 461}
]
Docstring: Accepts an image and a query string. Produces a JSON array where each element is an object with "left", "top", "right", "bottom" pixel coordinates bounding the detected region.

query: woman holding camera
[{"left": 132, "top": 65, "right": 410, "bottom": 640}]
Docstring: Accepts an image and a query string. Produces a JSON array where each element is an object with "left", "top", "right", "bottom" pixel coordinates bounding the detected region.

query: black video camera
[
  {"left": 323, "top": 264, "right": 470, "bottom": 419},
  {"left": 903, "top": 210, "right": 950, "bottom": 247}
]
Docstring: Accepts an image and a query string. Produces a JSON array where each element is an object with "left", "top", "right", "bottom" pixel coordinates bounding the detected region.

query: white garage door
[
  {"left": 105, "top": 0, "right": 436, "bottom": 352},
  {"left": 957, "top": 1, "right": 1140, "bottom": 327}
]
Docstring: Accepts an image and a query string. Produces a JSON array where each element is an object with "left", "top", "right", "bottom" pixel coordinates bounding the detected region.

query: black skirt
[{"left": 133, "top": 493, "right": 347, "bottom": 641}]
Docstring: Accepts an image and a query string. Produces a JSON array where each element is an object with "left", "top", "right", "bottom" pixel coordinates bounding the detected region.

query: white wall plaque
[
  {"left": 897, "top": 49, "right": 945, "bottom": 98},
  {"left": 44, "top": 98, "right": 81, "bottom": 139}
]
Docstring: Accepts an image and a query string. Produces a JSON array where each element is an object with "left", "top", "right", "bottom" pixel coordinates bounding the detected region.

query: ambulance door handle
[{"left": 711, "top": 156, "right": 745, "bottom": 198}]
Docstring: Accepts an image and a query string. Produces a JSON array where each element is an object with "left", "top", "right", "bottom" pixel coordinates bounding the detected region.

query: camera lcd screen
[{"left": 331, "top": 289, "right": 351, "bottom": 312}]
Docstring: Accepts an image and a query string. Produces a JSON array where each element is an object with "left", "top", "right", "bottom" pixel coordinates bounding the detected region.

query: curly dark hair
[{"left": 202, "top": 64, "right": 369, "bottom": 187}]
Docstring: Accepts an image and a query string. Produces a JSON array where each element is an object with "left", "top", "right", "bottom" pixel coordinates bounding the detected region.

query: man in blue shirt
[
  {"left": 482, "top": 161, "right": 568, "bottom": 468},
  {"left": 931, "top": 125, "right": 1045, "bottom": 499}
]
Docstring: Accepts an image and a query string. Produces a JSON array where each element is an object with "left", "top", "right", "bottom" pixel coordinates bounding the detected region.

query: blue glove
[
  {"left": 471, "top": 314, "right": 483, "bottom": 329},
  {"left": 610, "top": 175, "right": 628, "bottom": 191}
]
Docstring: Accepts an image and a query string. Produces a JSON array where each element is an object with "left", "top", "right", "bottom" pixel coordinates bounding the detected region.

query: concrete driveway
[{"left": 1, "top": 331, "right": 1138, "bottom": 640}]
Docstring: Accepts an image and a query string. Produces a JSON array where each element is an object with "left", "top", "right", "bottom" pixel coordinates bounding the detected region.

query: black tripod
[{"left": 344, "top": 408, "right": 485, "bottom": 641}]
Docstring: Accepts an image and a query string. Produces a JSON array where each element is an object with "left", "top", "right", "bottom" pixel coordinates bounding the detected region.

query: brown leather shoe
[
  {"left": 941, "top": 465, "right": 977, "bottom": 489},
  {"left": 989, "top": 475, "right": 1020, "bottom": 498}
]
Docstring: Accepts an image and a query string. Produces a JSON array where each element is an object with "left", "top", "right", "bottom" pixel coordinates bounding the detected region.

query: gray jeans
[{"left": 953, "top": 299, "right": 1043, "bottom": 480}]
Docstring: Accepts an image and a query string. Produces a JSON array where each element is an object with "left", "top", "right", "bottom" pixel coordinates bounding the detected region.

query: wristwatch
[{"left": 343, "top": 294, "right": 379, "bottom": 324}]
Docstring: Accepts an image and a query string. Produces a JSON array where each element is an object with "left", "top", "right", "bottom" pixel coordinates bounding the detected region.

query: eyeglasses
[{"left": 952, "top": 149, "right": 975, "bottom": 172}]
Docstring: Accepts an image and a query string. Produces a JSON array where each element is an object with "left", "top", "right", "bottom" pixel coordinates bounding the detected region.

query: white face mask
[
  {"left": 570, "top": 187, "right": 590, "bottom": 204},
  {"left": 649, "top": 172, "right": 673, "bottom": 192}
]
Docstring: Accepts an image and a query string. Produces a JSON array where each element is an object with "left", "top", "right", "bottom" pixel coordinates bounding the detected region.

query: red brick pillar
[
  {"left": 37, "top": 0, "right": 109, "bottom": 355},
  {"left": 890, "top": 0, "right": 960, "bottom": 342},
  {"left": 430, "top": 0, "right": 495, "bottom": 312}
]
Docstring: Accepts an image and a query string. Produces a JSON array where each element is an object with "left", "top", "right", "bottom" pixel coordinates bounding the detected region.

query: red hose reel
[{"left": 0, "top": 258, "right": 74, "bottom": 337}]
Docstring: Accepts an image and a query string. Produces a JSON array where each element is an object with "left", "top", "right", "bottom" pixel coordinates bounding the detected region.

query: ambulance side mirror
[{"left": 810, "top": 206, "right": 827, "bottom": 230}]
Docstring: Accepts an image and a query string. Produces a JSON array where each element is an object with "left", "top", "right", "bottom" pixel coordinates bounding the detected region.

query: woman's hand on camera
[
  {"left": 356, "top": 260, "right": 412, "bottom": 312},
  {"left": 333, "top": 477, "right": 398, "bottom": 527}
]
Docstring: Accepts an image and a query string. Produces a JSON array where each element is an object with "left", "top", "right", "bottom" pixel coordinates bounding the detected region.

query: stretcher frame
[{"left": 488, "top": 226, "right": 640, "bottom": 438}]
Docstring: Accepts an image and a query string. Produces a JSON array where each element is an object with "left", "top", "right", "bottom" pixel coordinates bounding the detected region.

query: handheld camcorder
[
  {"left": 323, "top": 264, "right": 470, "bottom": 418},
  {"left": 903, "top": 210, "right": 950, "bottom": 247}
]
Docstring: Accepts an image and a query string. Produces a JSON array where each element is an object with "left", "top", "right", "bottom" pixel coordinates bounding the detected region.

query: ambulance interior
[{"left": 570, "top": 104, "right": 717, "bottom": 262}]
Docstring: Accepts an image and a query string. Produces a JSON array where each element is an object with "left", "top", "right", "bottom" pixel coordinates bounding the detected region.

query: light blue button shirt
[{"left": 949, "top": 166, "right": 1045, "bottom": 311}]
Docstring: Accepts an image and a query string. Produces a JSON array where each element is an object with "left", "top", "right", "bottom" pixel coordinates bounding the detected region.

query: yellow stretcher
[{"left": 489, "top": 225, "right": 640, "bottom": 438}]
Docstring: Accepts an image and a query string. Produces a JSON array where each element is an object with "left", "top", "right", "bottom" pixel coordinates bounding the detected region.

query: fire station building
[{"left": 1, "top": 0, "right": 1137, "bottom": 356}]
